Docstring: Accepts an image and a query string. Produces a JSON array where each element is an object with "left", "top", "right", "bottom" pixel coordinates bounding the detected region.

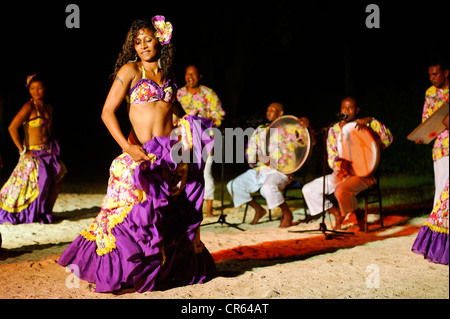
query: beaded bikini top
[{"left": 128, "top": 66, "right": 176, "bottom": 104}]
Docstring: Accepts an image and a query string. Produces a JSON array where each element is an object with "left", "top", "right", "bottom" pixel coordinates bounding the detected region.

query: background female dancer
[
  {"left": 58, "top": 16, "right": 216, "bottom": 293},
  {"left": 0, "top": 75, "right": 66, "bottom": 224}
]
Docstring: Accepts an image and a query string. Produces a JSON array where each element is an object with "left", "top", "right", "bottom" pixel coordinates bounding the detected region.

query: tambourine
[{"left": 266, "top": 115, "right": 312, "bottom": 174}]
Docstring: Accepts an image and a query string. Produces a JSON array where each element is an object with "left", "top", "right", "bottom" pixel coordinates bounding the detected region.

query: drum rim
[
  {"left": 338, "top": 121, "right": 381, "bottom": 177},
  {"left": 268, "top": 115, "right": 312, "bottom": 174}
]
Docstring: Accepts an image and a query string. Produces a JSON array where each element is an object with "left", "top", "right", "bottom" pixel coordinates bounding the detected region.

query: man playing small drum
[{"left": 302, "top": 97, "right": 393, "bottom": 230}]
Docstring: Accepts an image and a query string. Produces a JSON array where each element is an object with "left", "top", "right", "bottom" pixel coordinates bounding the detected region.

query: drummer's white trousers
[
  {"left": 433, "top": 155, "right": 449, "bottom": 207},
  {"left": 203, "top": 154, "right": 214, "bottom": 200},
  {"left": 227, "top": 169, "right": 290, "bottom": 209},
  {"left": 302, "top": 173, "right": 374, "bottom": 216}
]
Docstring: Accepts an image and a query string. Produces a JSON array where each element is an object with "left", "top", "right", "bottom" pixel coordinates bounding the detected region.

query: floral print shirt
[
  {"left": 246, "top": 124, "right": 273, "bottom": 175},
  {"left": 175, "top": 85, "right": 225, "bottom": 127},
  {"left": 246, "top": 123, "right": 299, "bottom": 177},
  {"left": 327, "top": 119, "right": 393, "bottom": 176},
  {"left": 422, "top": 85, "right": 449, "bottom": 162}
]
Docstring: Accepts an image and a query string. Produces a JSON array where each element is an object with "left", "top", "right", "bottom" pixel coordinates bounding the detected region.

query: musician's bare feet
[
  {"left": 328, "top": 206, "right": 342, "bottom": 230},
  {"left": 205, "top": 199, "right": 214, "bottom": 217},
  {"left": 204, "top": 199, "right": 214, "bottom": 217},
  {"left": 251, "top": 207, "right": 267, "bottom": 224},
  {"left": 248, "top": 199, "right": 266, "bottom": 225},
  {"left": 279, "top": 212, "right": 293, "bottom": 228},
  {"left": 279, "top": 202, "right": 294, "bottom": 228}
]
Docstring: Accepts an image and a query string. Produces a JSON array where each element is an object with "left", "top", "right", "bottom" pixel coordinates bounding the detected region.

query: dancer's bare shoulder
[{"left": 115, "top": 63, "right": 140, "bottom": 87}]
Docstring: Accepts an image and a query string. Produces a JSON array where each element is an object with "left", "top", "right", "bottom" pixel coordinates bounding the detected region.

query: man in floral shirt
[
  {"left": 302, "top": 97, "right": 393, "bottom": 230},
  {"left": 175, "top": 65, "right": 225, "bottom": 217},
  {"left": 227, "top": 102, "right": 310, "bottom": 227},
  {"left": 416, "top": 60, "right": 449, "bottom": 207}
]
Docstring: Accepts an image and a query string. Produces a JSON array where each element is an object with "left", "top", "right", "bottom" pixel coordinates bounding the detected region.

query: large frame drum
[
  {"left": 337, "top": 121, "right": 380, "bottom": 177},
  {"left": 267, "top": 115, "right": 313, "bottom": 174}
]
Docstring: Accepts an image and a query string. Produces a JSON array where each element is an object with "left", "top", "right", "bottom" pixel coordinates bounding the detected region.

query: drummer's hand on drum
[
  {"left": 299, "top": 117, "right": 310, "bottom": 128},
  {"left": 257, "top": 154, "right": 271, "bottom": 167},
  {"left": 355, "top": 117, "right": 373, "bottom": 130},
  {"left": 415, "top": 138, "right": 424, "bottom": 145},
  {"left": 338, "top": 159, "right": 352, "bottom": 177}
]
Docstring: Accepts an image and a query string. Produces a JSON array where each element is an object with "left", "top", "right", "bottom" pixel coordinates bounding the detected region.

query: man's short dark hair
[{"left": 428, "top": 56, "right": 449, "bottom": 72}]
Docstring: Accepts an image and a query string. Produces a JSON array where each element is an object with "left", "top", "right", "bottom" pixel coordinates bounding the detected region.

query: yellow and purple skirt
[
  {"left": 412, "top": 179, "right": 449, "bottom": 265},
  {"left": 58, "top": 116, "right": 216, "bottom": 292},
  {"left": 0, "top": 140, "right": 65, "bottom": 224}
]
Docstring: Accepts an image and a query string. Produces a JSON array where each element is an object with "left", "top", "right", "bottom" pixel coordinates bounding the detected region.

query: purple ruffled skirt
[
  {"left": 412, "top": 179, "right": 449, "bottom": 266},
  {"left": 58, "top": 116, "right": 216, "bottom": 292},
  {"left": 0, "top": 140, "right": 65, "bottom": 224}
]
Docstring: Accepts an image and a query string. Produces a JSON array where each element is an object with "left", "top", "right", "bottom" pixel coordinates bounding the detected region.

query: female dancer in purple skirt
[
  {"left": 0, "top": 75, "right": 66, "bottom": 224},
  {"left": 58, "top": 16, "right": 216, "bottom": 293}
]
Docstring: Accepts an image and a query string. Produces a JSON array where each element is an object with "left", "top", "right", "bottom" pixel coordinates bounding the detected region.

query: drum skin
[
  {"left": 337, "top": 122, "right": 380, "bottom": 177},
  {"left": 267, "top": 115, "right": 312, "bottom": 174}
]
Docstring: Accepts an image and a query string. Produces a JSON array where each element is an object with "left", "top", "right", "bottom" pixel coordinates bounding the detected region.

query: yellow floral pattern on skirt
[
  {"left": 80, "top": 119, "right": 194, "bottom": 256},
  {"left": 81, "top": 153, "right": 147, "bottom": 256},
  {"left": 424, "top": 179, "right": 449, "bottom": 234},
  {"left": 0, "top": 144, "right": 46, "bottom": 213}
]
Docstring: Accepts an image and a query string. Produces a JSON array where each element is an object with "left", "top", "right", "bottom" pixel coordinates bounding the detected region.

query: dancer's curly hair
[
  {"left": 111, "top": 19, "right": 175, "bottom": 83},
  {"left": 27, "top": 74, "right": 46, "bottom": 88}
]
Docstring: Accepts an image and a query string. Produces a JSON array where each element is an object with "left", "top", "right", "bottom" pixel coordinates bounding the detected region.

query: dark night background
[{"left": 0, "top": 0, "right": 448, "bottom": 189}]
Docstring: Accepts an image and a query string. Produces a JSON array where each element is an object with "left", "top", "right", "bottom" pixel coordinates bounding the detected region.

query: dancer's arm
[
  {"left": 8, "top": 101, "right": 32, "bottom": 154},
  {"left": 46, "top": 104, "right": 55, "bottom": 139},
  {"left": 101, "top": 64, "right": 150, "bottom": 163}
]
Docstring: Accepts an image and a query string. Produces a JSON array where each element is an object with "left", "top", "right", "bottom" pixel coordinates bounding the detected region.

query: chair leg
[
  {"left": 243, "top": 203, "right": 248, "bottom": 223},
  {"left": 378, "top": 188, "right": 383, "bottom": 229},
  {"left": 365, "top": 194, "right": 369, "bottom": 232}
]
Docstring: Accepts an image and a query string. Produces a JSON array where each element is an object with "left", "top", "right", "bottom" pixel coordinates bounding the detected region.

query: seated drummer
[
  {"left": 302, "top": 97, "right": 393, "bottom": 230},
  {"left": 227, "top": 102, "right": 310, "bottom": 228}
]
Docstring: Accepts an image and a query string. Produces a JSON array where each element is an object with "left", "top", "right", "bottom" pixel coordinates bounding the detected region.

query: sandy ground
[{"left": 0, "top": 193, "right": 448, "bottom": 300}]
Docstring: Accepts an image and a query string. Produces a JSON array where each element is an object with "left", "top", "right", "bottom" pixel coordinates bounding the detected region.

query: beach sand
[{"left": 0, "top": 193, "right": 448, "bottom": 300}]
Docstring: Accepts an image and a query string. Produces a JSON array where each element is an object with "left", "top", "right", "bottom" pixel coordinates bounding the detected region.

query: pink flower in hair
[
  {"left": 26, "top": 74, "right": 36, "bottom": 87},
  {"left": 152, "top": 15, "right": 173, "bottom": 45}
]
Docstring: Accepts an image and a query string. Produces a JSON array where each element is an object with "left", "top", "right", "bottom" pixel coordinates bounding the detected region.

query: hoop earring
[
  {"left": 158, "top": 58, "right": 162, "bottom": 69},
  {"left": 129, "top": 53, "right": 139, "bottom": 63}
]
